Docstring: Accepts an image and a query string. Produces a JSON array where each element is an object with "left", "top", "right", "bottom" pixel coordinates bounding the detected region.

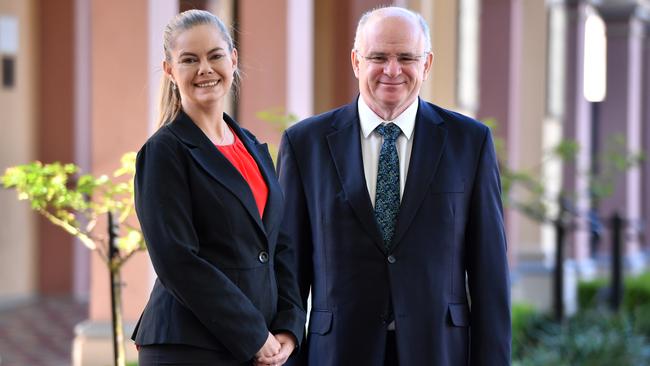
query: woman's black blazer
[{"left": 131, "top": 111, "right": 305, "bottom": 363}]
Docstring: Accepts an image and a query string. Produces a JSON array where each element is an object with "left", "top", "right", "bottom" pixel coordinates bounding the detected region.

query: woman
[{"left": 132, "top": 10, "right": 304, "bottom": 366}]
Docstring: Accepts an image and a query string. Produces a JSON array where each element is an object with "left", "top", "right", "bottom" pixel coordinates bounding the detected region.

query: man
[{"left": 278, "top": 6, "right": 510, "bottom": 366}]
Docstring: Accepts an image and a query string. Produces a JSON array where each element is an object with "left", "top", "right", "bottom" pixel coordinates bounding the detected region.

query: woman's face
[{"left": 164, "top": 24, "right": 237, "bottom": 111}]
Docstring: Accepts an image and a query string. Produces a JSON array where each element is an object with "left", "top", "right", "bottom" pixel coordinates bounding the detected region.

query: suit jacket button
[
  {"left": 258, "top": 251, "right": 269, "bottom": 263},
  {"left": 387, "top": 255, "right": 396, "bottom": 264}
]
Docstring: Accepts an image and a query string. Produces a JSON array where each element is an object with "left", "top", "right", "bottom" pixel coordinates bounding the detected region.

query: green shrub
[
  {"left": 632, "top": 303, "right": 650, "bottom": 338},
  {"left": 518, "top": 273, "right": 650, "bottom": 365},
  {"left": 624, "top": 272, "right": 650, "bottom": 313},
  {"left": 577, "top": 272, "right": 650, "bottom": 312},
  {"left": 512, "top": 303, "right": 550, "bottom": 360},
  {"left": 512, "top": 302, "right": 537, "bottom": 335},
  {"left": 514, "top": 310, "right": 650, "bottom": 366},
  {"left": 577, "top": 277, "right": 607, "bottom": 310}
]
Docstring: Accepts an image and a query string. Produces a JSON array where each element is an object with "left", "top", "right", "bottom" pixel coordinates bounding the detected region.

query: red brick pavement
[{"left": 0, "top": 297, "right": 88, "bottom": 366}]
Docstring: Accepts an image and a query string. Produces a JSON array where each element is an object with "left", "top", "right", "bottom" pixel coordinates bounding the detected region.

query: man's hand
[{"left": 254, "top": 332, "right": 296, "bottom": 366}]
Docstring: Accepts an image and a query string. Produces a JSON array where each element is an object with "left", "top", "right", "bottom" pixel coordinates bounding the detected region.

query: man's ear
[
  {"left": 351, "top": 50, "right": 360, "bottom": 78},
  {"left": 422, "top": 51, "right": 434, "bottom": 81}
]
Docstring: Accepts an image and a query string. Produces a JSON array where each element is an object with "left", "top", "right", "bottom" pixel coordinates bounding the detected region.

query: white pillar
[
  {"left": 287, "top": 0, "right": 313, "bottom": 122},
  {"left": 73, "top": 0, "right": 91, "bottom": 302}
]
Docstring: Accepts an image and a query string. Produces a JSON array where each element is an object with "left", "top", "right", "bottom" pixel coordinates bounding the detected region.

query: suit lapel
[
  {"left": 235, "top": 123, "right": 282, "bottom": 236},
  {"left": 168, "top": 112, "right": 267, "bottom": 236},
  {"left": 391, "top": 99, "right": 447, "bottom": 249},
  {"left": 326, "top": 101, "right": 385, "bottom": 252}
]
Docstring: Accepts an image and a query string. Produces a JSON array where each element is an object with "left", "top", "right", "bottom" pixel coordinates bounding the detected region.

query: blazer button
[
  {"left": 258, "top": 251, "right": 269, "bottom": 264},
  {"left": 387, "top": 255, "right": 396, "bottom": 264}
]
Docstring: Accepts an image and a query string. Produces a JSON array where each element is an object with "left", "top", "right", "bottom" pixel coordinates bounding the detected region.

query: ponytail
[{"left": 158, "top": 74, "right": 181, "bottom": 127}]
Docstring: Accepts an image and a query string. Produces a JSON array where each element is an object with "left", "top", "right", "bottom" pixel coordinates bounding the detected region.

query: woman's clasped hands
[{"left": 254, "top": 332, "right": 296, "bottom": 366}]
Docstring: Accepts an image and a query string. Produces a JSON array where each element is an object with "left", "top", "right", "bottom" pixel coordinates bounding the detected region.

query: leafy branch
[
  {"left": 484, "top": 118, "right": 644, "bottom": 223},
  {"left": 2, "top": 152, "right": 145, "bottom": 262},
  {"left": 2, "top": 151, "right": 145, "bottom": 366}
]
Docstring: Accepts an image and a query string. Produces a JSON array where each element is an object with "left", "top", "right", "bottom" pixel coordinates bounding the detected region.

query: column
[
  {"left": 456, "top": 0, "right": 479, "bottom": 115},
  {"left": 477, "top": 0, "right": 514, "bottom": 139},
  {"left": 406, "top": 0, "right": 460, "bottom": 110},
  {"left": 72, "top": 0, "right": 177, "bottom": 364},
  {"left": 0, "top": 0, "right": 38, "bottom": 304},
  {"left": 510, "top": 0, "right": 548, "bottom": 263},
  {"left": 510, "top": 0, "right": 577, "bottom": 313},
  {"left": 314, "top": 0, "right": 386, "bottom": 114},
  {"left": 238, "top": 0, "right": 313, "bottom": 148},
  {"left": 287, "top": 0, "right": 314, "bottom": 122},
  {"left": 545, "top": 0, "right": 595, "bottom": 276},
  {"left": 72, "top": 0, "right": 91, "bottom": 301},
  {"left": 594, "top": 0, "right": 645, "bottom": 272},
  {"left": 477, "top": 0, "right": 527, "bottom": 270},
  {"left": 543, "top": 0, "right": 569, "bottom": 268},
  {"left": 37, "top": 0, "right": 76, "bottom": 295},
  {"left": 238, "top": 0, "right": 288, "bottom": 145},
  {"left": 642, "top": 7, "right": 650, "bottom": 253}
]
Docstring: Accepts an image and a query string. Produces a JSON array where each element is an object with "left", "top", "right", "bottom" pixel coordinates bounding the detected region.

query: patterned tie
[{"left": 374, "top": 123, "right": 401, "bottom": 251}]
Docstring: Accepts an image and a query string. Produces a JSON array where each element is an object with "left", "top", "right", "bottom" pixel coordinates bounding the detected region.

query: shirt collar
[{"left": 358, "top": 96, "right": 418, "bottom": 140}]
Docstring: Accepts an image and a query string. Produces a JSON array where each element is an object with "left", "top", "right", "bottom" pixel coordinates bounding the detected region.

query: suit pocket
[
  {"left": 448, "top": 303, "right": 470, "bottom": 327},
  {"left": 308, "top": 310, "right": 333, "bottom": 335}
]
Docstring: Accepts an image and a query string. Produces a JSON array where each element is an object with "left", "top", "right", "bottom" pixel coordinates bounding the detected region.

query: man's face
[{"left": 352, "top": 15, "right": 432, "bottom": 119}]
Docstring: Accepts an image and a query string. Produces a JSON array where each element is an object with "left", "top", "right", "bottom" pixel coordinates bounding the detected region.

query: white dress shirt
[{"left": 358, "top": 96, "right": 418, "bottom": 208}]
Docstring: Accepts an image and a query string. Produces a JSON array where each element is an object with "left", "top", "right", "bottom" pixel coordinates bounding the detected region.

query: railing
[{"left": 550, "top": 195, "right": 645, "bottom": 321}]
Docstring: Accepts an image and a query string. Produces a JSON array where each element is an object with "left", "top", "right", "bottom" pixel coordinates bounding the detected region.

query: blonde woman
[{"left": 132, "top": 10, "right": 304, "bottom": 366}]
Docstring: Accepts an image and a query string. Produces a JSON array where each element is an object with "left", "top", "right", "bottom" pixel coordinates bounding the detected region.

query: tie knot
[{"left": 375, "top": 123, "right": 401, "bottom": 142}]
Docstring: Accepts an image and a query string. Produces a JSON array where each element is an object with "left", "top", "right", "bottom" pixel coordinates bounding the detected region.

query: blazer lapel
[
  {"left": 326, "top": 101, "right": 385, "bottom": 252},
  {"left": 169, "top": 112, "right": 266, "bottom": 236},
  {"left": 256, "top": 144, "right": 283, "bottom": 234},
  {"left": 391, "top": 99, "right": 447, "bottom": 249},
  {"left": 227, "top": 116, "right": 283, "bottom": 237}
]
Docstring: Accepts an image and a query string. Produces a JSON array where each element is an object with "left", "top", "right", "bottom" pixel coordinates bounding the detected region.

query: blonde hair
[{"left": 158, "top": 9, "right": 238, "bottom": 127}]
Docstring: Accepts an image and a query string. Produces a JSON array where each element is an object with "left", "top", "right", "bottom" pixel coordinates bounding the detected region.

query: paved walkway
[{"left": 0, "top": 297, "right": 88, "bottom": 366}]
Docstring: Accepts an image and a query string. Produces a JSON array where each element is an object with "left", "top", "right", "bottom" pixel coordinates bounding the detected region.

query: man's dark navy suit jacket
[{"left": 278, "top": 98, "right": 511, "bottom": 366}]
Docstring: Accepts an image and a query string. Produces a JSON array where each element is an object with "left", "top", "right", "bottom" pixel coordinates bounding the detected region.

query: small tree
[
  {"left": 486, "top": 119, "right": 644, "bottom": 321},
  {"left": 256, "top": 107, "right": 299, "bottom": 163},
  {"left": 486, "top": 119, "right": 644, "bottom": 223},
  {"left": 2, "top": 152, "right": 145, "bottom": 366}
]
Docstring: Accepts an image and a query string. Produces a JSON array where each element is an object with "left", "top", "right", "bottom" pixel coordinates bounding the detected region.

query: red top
[{"left": 216, "top": 130, "right": 268, "bottom": 218}]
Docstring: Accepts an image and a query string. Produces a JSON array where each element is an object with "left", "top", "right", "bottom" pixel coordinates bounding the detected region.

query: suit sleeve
[
  {"left": 465, "top": 128, "right": 511, "bottom": 366},
  {"left": 268, "top": 154, "right": 307, "bottom": 345},
  {"left": 276, "top": 131, "right": 314, "bottom": 316},
  {"left": 270, "top": 227, "right": 307, "bottom": 343},
  {"left": 135, "top": 137, "right": 268, "bottom": 362}
]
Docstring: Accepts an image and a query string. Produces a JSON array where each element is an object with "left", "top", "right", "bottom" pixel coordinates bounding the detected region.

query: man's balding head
[{"left": 353, "top": 7, "right": 431, "bottom": 54}]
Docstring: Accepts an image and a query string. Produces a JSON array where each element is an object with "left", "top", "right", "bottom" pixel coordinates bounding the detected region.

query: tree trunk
[
  {"left": 108, "top": 212, "right": 126, "bottom": 366},
  {"left": 110, "top": 263, "right": 126, "bottom": 366}
]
